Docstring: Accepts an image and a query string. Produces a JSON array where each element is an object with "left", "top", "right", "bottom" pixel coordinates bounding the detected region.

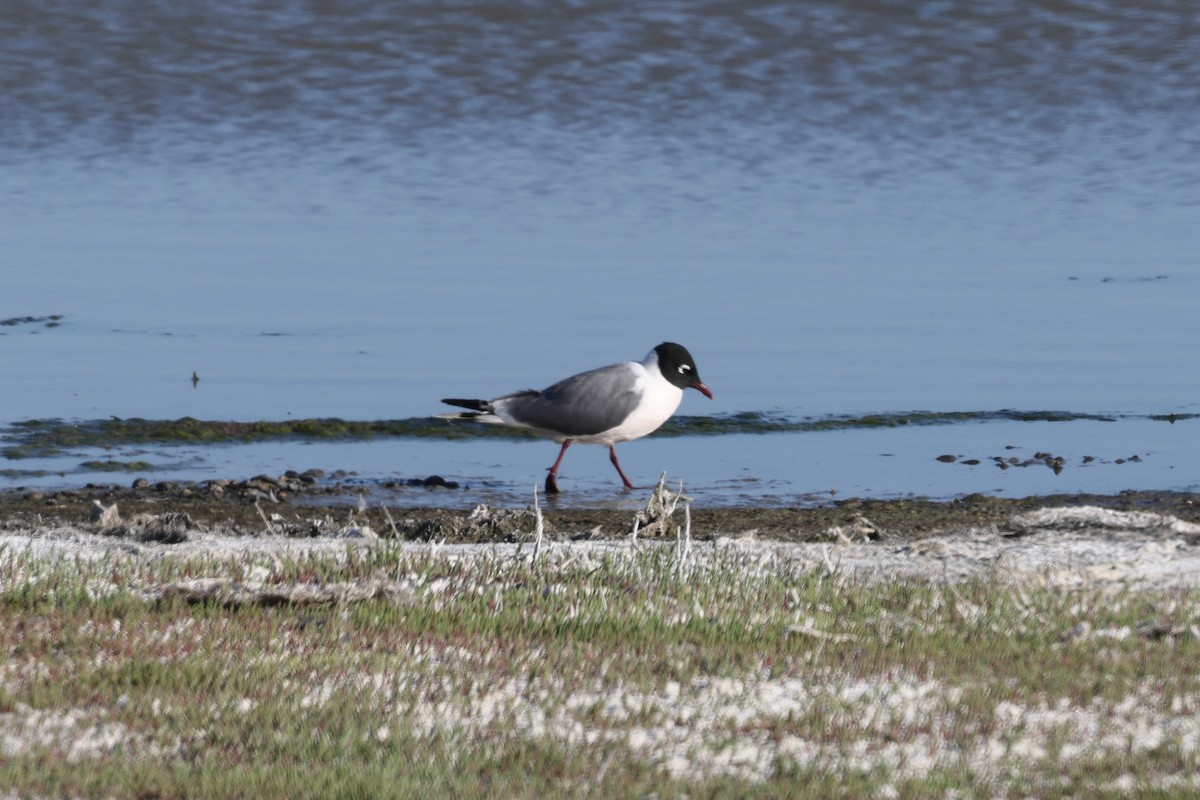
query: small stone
[{"left": 406, "top": 475, "right": 460, "bottom": 489}]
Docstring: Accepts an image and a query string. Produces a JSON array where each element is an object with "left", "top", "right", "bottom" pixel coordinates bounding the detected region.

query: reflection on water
[{"left": 3, "top": 1, "right": 1199, "bottom": 498}]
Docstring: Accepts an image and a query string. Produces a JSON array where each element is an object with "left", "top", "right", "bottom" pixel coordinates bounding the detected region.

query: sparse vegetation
[{"left": 1, "top": 524, "right": 1197, "bottom": 798}]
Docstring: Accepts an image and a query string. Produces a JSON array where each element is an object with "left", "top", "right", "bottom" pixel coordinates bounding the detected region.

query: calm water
[{"left": 3, "top": 1, "right": 1199, "bottom": 504}]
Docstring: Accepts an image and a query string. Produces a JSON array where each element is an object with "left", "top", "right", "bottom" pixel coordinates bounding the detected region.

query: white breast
[{"left": 574, "top": 355, "right": 683, "bottom": 446}]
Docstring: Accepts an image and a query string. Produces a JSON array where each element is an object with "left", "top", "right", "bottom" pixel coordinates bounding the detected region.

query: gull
[{"left": 440, "top": 342, "right": 712, "bottom": 493}]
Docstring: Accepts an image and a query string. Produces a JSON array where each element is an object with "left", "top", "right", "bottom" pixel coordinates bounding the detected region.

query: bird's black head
[{"left": 653, "top": 342, "right": 713, "bottom": 399}]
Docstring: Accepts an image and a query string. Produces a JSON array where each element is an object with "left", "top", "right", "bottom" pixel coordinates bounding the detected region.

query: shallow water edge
[{"left": 3, "top": 477, "right": 1198, "bottom": 545}]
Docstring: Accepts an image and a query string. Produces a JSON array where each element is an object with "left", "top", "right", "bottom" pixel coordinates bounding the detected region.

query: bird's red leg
[
  {"left": 545, "top": 439, "right": 573, "bottom": 494},
  {"left": 609, "top": 446, "right": 635, "bottom": 490}
]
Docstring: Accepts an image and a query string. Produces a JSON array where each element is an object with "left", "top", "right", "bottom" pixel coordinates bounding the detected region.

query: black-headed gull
[{"left": 441, "top": 342, "right": 712, "bottom": 493}]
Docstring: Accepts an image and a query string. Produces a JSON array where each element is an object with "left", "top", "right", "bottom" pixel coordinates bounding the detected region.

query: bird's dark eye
[{"left": 678, "top": 365, "right": 692, "bottom": 374}]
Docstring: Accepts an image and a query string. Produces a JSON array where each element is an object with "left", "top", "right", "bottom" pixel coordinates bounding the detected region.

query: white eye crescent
[{"left": 678, "top": 365, "right": 692, "bottom": 374}]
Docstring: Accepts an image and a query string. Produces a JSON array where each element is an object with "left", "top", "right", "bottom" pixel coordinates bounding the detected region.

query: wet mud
[{"left": 2, "top": 474, "right": 1197, "bottom": 545}]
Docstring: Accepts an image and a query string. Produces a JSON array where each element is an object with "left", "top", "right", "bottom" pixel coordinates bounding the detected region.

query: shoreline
[
  {"left": 2, "top": 477, "right": 1199, "bottom": 542},
  {"left": 3, "top": 479, "right": 1200, "bottom": 591}
]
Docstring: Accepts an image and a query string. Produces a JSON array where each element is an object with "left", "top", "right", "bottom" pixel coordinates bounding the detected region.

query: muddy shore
[{"left": 3, "top": 475, "right": 1198, "bottom": 543}]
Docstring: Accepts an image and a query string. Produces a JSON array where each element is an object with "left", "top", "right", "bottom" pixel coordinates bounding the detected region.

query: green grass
[{"left": 1, "top": 540, "right": 1197, "bottom": 798}]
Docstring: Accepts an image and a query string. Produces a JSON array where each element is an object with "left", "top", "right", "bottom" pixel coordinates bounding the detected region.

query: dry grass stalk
[{"left": 532, "top": 484, "right": 545, "bottom": 564}]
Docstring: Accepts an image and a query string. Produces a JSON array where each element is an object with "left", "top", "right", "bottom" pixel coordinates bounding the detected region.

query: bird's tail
[
  {"left": 436, "top": 397, "right": 503, "bottom": 422},
  {"left": 441, "top": 398, "right": 492, "bottom": 412}
]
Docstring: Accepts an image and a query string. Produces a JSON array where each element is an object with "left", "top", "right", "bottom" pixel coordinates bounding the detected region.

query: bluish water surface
[{"left": 3, "top": 1, "right": 1198, "bottom": 505}]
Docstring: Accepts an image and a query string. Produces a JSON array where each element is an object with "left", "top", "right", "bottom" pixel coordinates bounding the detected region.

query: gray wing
[{"left": 496, "top": 363, "right": 640, "bottom": 436}]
